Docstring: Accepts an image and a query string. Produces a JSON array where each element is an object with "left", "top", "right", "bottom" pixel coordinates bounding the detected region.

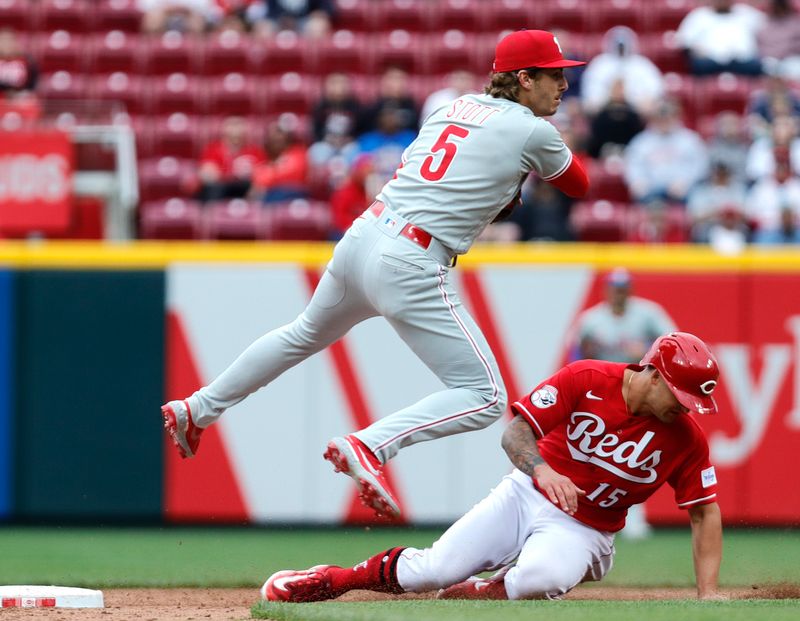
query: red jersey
[
  {"left": 200, "top": 141, "right": 266, "bottom": 180},
  {"left": 511, "top": 360, "right": 718, "bottom": 532}
]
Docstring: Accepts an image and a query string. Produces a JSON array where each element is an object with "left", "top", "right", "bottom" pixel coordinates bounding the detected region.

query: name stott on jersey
[
  {"left": 378, "top": 93, "right": 573, "bottom": 255},
  {"left": 511, "top": 360, "right": 719, "bottom": 532}
]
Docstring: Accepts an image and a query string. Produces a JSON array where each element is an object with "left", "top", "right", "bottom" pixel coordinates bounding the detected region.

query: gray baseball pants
[{"left": 186, "top": 204, "right": 506, "bottom": 463}]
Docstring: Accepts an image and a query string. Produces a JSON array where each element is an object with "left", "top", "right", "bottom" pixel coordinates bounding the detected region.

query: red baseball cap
[{"left": 493, "top": 29, "right": 586, "bottom": 73}]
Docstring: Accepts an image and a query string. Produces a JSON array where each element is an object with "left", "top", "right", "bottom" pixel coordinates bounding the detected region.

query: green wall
[{"left": 13, "top": 271, "right": 165, "bottom": 520}]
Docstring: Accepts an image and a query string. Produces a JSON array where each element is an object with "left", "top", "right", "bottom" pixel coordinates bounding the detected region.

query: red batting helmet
[{"left": 640, "top": 332, "right": 720, "bottom": 415}]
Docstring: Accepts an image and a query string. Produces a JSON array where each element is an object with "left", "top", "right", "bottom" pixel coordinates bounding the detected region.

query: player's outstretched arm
[
  {"left": 687, "top": 502, "right": 725, "bottom": 600},
  {"left": 501, "top": 416, "right": 585, "bottom": 515}
]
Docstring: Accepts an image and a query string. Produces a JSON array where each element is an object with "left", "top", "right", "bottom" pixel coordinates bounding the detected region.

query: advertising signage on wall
[{"left": 0, "top": 130, "right": 73, "bottom": 235}]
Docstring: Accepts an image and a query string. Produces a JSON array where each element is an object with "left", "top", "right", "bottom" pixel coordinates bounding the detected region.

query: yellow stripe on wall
[{"left": 2, "top": 241, "right": 800, "bottom": 271}]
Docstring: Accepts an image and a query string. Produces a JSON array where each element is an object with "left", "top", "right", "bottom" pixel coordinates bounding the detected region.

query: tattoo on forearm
[{"left": 503, "top": 417, "right": 547, "bottom": 477}]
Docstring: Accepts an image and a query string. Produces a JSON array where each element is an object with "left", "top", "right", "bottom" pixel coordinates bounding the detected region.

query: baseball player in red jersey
[
  {"left": 162, "top": 29, "right": 589, "bottom": 519},
  {"left": 262, "top": 332, "right": 725, "bottom": 601}
]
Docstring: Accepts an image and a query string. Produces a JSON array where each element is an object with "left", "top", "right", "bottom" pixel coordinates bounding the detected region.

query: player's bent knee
[{"left": 506, "top": 564, "right": 581, "bottom": 600}]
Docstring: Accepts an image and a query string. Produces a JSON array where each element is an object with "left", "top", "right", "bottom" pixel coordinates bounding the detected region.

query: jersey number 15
[{"left": 420, "top": 124, "right": 470, "bottom": 182}]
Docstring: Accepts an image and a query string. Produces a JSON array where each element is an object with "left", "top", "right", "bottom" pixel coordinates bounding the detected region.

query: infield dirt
[{"left": 0, "top": 585, "right": 796, "bottom": 620}]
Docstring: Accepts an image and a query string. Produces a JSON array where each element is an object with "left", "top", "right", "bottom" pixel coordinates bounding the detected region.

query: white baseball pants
[
  {"left": 187, "top": 205, "right": 506, "bottom": 462},
  {"left": 396, "top": 469, "right": 616, "bottom": 599}
]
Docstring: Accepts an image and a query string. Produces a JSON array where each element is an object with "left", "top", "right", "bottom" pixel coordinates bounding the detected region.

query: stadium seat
[
  {"left": 695, "top": 73, "right": 758, "bottom": 117},
  {"left": 482, "top": 0, "right": 540, "bottom": 33},
  {"left": 372, "top": 0, "right": 434, "bottom": 33},
  {"left": 96, "top": 0, "right": 142, "bottom": 34},
  {"left": 150, "top": 113, "right": 203, "bottom": 159},
  {"left": 371, "top": 30, "right": 425, "bottom": 75},
  {"left": 0, "top": 0, "right": 35, "bottom": 32},
  {"left": 585, "top": 158, "right": 631, "bottom": 203},
  {"left": 431, "top": 0, "right": 483, "bottom": 33},
  {"left": 588, "top": 0, "right": 645, "bottom": 33},
  {"left": 139, "top": 198, "right": 203, "bottom": 240},
  {"left": 204, "top": 199, "right": 265, "bottom": 240},
  {"left": 309, "top": 30, "right": 369, "bottom": 76},
  {"left": 89, "top": 31, "right": 146, "bottom": 74},
  {"left": 264, "top": 199, "right": 331, "bottom": 241},
  {"left": 333, "top": 0, "right": 373, "bottom": 32},
  {"left": 662, "top": 73, "right": 697, "bottom": 125},
  {"left": 569, "top": 200, "right": 629, "bottom": 242},
  {"left": 639, "top": 32, "right": 687, "bottom": 75},
  {"left": 424, "top": 30, "right": 477, "bottom": 76},
  {"left": 644, "top": 0, "right": 694, "bottom": 33},
  {"left": 138, "top": 156, "right": 195, "bottom": 202},
  {"left": 91, "top": 72, "right": 149, "bottom": 115},
  {"left": 36, "top": 30, "right": 87, "bottom": 73},
  {"left": 149, "top": 73, "right": 206, "bottom": 115},
  {"left": 261, "top": 73, "right": 319, "bottom": 115},
  {"left": 38, "top": 70, "right": 89, "bottom": 102},
  {"left": 141, "top": 31, "right": 201, "bottom": 76},
  {"left": 250, "top": 30, "right": 311, "bottom": 76},
  {"left": 201, "top": 30, "right": 252, "bottom": 76},
  {"left": 626, "top": 204, "right": 690, "bottom": 243},
  {"left": 40, "top": 0, "right": 93, "bottom": 33},
  {"left": 546, "top": 0, "right": 589, "bottom": 34},
  {"left": 206, "top": 73, "right": 259, "bottom": 116}
]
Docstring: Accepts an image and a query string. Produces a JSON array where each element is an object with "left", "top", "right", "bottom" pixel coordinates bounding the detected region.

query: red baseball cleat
[
  {"left": 162, "top": 399, "right": 203, "bottom": 458},
  {"left": 437, "top": 576, "right": 508, "bottom": 600},
  {"left": 261, "top": 565, "right": 340, "bottom": 602},
  {"left": 323, "top": 435, "right": 400, "bottom": 518}
]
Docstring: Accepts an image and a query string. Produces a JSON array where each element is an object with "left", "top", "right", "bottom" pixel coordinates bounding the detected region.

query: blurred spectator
[
  {"left": 706, "top": 111, "right": 749, "bottom": 181},
  {"left": 307, "top": 114, "right": 359, "bottom": 193},
  {"left": 196, "top": 116, "right": 266, "bottom": 203},
  {"left": 360, "top": 66, "right": 419, "bottom": 135},
  {"left": 329, "top": 154, "right": 378, "bottom": 239},
  {"left": 138, "top": 0, "right": 214, "bottom": 34},
  {"left": 758, "top": 0, "right": 800, "bottom": 81},
  {"left": 420, "top": 70, "right": 477, "bottom": 124},
  {"left": 745, "top": 114, "right": 800, "bottom": 181},
  {"left": 747, "top": 146, "right": 800, "bottom": 242},
  {"left": 252, "top": 115, "right": 309, "bottom": 203},
  {"left": 747, "top": 68, "right": 800, "bottom": 129},
  {"left": 311, "top": 73, "right": 362, "bottom": 143},
  {"left": 245, "top": 0, "right": 333, "bottom": 39},
  {"left": 581, "top": 26, "right": 665, "bottom": 117},
  {"left": 706, "top": 205, "right": 750, "bottom": 254},
  {"left": 687, "top": 160, "right": 748, "bottom": 242},
  {"left": 0, "top": 28, "right": 38, "bottom": 98},
  {"left": 586, "top": 79, "right": 645, "bottom": 159},
  {"left": 676, "top": 0, "right": 765, "bottom": 76},
  {"left": 624, "top": 100, "right": 709, "bottom": 204},
  {"left": 512, "top": 178, "right": 574, "bottom": 241},
  {"left": 357, "top": 102, "right": 417, "bottom": 184}
]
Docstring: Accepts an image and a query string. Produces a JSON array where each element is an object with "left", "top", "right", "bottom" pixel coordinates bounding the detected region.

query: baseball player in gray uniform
[{"left": 163, "top": 29, "right": 590, "bottom": 518}]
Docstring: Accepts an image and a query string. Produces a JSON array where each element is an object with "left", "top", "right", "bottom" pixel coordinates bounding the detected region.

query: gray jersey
[
  {"left": 378, "top": 93, "right": 573, "bottom": 255},
  {"left": 576, "top": 298, "right": 676, "bottom": 363}
]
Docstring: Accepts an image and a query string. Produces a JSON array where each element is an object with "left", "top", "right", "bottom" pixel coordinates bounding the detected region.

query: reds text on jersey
[
  {"left": 378, "top": 93, "right": 573, "bottom": 255},
  {"left": 511, "top": 360, "right": 718, "bottom": 532}
]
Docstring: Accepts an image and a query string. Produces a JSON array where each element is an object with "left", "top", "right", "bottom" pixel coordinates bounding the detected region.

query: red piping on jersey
[
  {"left": 546, "top": 154, "right": 589, "bottom": 198},
  {"left": 374, "top": 265, "right": 501, "bottom": 451}
]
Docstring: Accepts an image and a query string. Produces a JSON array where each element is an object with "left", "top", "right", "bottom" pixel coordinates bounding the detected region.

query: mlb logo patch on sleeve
[
  {"left": 701, "top": 466, "right": 717, "bottom": 488},
  {"left": 530, "top": 385, "right": 558, "bottom": 409}
]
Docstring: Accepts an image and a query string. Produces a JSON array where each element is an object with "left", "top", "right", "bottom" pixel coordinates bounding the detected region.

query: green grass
[
  {"left": 0, "top": 526, "right": 797, "bottom": 589},
  {"left": 252, "top": 600, "right": 800, "bottom": 621}
]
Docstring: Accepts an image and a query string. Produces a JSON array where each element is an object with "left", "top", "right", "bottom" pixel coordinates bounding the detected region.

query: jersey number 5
[{"left": 420, "top": 124, "right": 470, "bottom": 182}]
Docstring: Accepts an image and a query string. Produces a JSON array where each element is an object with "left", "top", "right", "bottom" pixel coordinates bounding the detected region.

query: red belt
[{"left": 369, "top": 201, "right": 432, "bottom": 250}]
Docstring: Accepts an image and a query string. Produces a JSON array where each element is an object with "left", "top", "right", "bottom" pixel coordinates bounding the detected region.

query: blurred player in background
[
  {"left": 573, "top": 268, "right": 676, "bottom": 538},
  {"left": 263, "top": 332, "right": 724, "bottom": 602},
  {"left": 163, "top": 29, "right": 589, "bottom": 518}
]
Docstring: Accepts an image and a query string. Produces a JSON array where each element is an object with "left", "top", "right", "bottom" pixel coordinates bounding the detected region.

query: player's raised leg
[{"left": 162, "top": 224, "right": 378, "bottom": 458}]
